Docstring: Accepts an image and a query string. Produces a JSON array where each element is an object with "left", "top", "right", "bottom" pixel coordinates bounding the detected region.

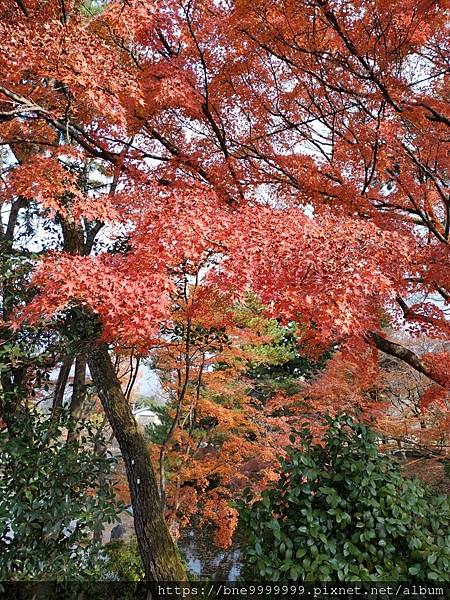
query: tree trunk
[
  {"left": 52, "top": 355, "right": 73, "bottom": 418},
  {"left": 67, "top": 353, "right": 88, "bottom": 442},
  {"left": 87, "top": 344, "right": 187, "bottom": 582},
  {"left": 70, "top": 352, "right": 87, "bottom": 420},
  {"left": 92, "top": 432, "right": 108, "bottom": 546}
]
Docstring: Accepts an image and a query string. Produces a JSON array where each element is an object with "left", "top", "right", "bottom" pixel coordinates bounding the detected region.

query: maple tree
[
  {"left": 144, "top": 287, "right": 323, "bottom": 549},
  {"left": 0, "top": 0, "right": 449, "bottom": 581}
]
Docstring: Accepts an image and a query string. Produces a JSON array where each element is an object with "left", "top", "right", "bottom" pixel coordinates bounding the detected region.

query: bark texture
[
  {"left": 87, "top": 344, "right": 187, "bottom": 582},
  {"left": 70, "top": 352, "right": 87, "bottom": 420},
  {"left": 369, "top": 332, "right": 447, "bottom": 387}
]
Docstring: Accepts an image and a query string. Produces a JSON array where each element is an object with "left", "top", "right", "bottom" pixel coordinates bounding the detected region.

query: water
[{"left": 178, "top": 522, "right": 244, "bottom": 581}]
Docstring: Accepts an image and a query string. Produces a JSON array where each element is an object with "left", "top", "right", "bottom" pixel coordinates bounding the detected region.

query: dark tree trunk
[
  {"left": 70, "top": 352, "right": 87, "bottom": 420},
  {"left": 87, "top": 344, "right": 187, "bottom": 582},
  {"left": 52, "top": 355, "right": 73, "bottom": 418}
]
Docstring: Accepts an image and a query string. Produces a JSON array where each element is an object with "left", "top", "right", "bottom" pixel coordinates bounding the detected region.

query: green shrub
[
  {"left": 240, "top": 415, "right": 450, "bottom": 581},
  {"left": 0, "top": 410, "right": 123, "bottom": 580},
  {"left": 102, "top": 535, "right": 144, "bottom": 581}
]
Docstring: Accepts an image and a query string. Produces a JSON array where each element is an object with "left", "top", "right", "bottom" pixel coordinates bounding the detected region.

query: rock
[{"left": 110, "top": 523, "right": 126, "bottom": 541}]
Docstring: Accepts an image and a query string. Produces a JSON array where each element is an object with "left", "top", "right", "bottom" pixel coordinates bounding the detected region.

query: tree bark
[
  {"left": 70, "top": 353, "right": 87, "bottom": 420},
  {"left": 368, "top": 332, "right": 447, "bottom": 387},
  {"left": 51, "top": 355, "right": 73, "bottom": 418},
  {"left": 87, "top": 344, "right": 187, "bottom": 582}
]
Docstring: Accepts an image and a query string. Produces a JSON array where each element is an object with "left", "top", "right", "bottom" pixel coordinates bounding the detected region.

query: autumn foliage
[
  {"left": 0, "top": 0, "right": 449, "bottom": 574},
  {"left": 0, "top": 0, "right": 447, "bottom": 354}
]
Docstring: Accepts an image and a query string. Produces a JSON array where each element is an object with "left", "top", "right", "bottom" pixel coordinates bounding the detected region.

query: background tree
[
  {"left": 146, "top": 286, "right": 322, "bottom": 548},
  {"left": 375, "top": 335, "right": 450, "bottom": 457},
  {"left": 305, "top": 333, "right": 449, "bottom": 457}
]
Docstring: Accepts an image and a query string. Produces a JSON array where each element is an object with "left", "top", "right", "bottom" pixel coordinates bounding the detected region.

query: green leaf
[{"left": 239, "top": 414, "right": 450, "bottom": 582}]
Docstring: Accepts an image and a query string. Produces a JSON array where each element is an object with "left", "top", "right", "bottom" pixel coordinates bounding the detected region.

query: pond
[
  {"left": 106, "top": 509, "right": 245, "bottom": 580},
  {"left": 178, "top": 521, "right": 245, "bottom": 581}
]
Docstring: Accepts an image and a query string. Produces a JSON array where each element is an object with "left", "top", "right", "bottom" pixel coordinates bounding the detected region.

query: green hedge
[{"left": 240, "top": 415, "right": 450, "bottom": 581}]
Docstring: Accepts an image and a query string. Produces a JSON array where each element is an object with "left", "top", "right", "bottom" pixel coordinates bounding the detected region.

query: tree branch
[
  {"left": 14, "top": 0, "right": 28, "bottom": 16},
  {"left": 368, "top": 332, "right": 447, "bottom": 388}
]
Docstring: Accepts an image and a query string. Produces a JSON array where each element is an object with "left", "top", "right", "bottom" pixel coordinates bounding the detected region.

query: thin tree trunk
[
  {"left": 67, "top": 353, "right": 88, "bottom": 442},
  {"left": 52, "top": 356, "right": 73, "bottom": 418},
  {"left": 70, "top": 353, "right": 87, "bottom": 420},
  {"left": 87, "top": 343, "right": 187, "bottom": 582},
  {"left": 92, "top": 431, "right": 108, "bottom": 546}
]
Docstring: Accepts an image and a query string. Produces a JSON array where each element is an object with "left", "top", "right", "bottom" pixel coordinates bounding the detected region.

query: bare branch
[{"left": 368, "top": 332, "right": 447, "bottom": 388}]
